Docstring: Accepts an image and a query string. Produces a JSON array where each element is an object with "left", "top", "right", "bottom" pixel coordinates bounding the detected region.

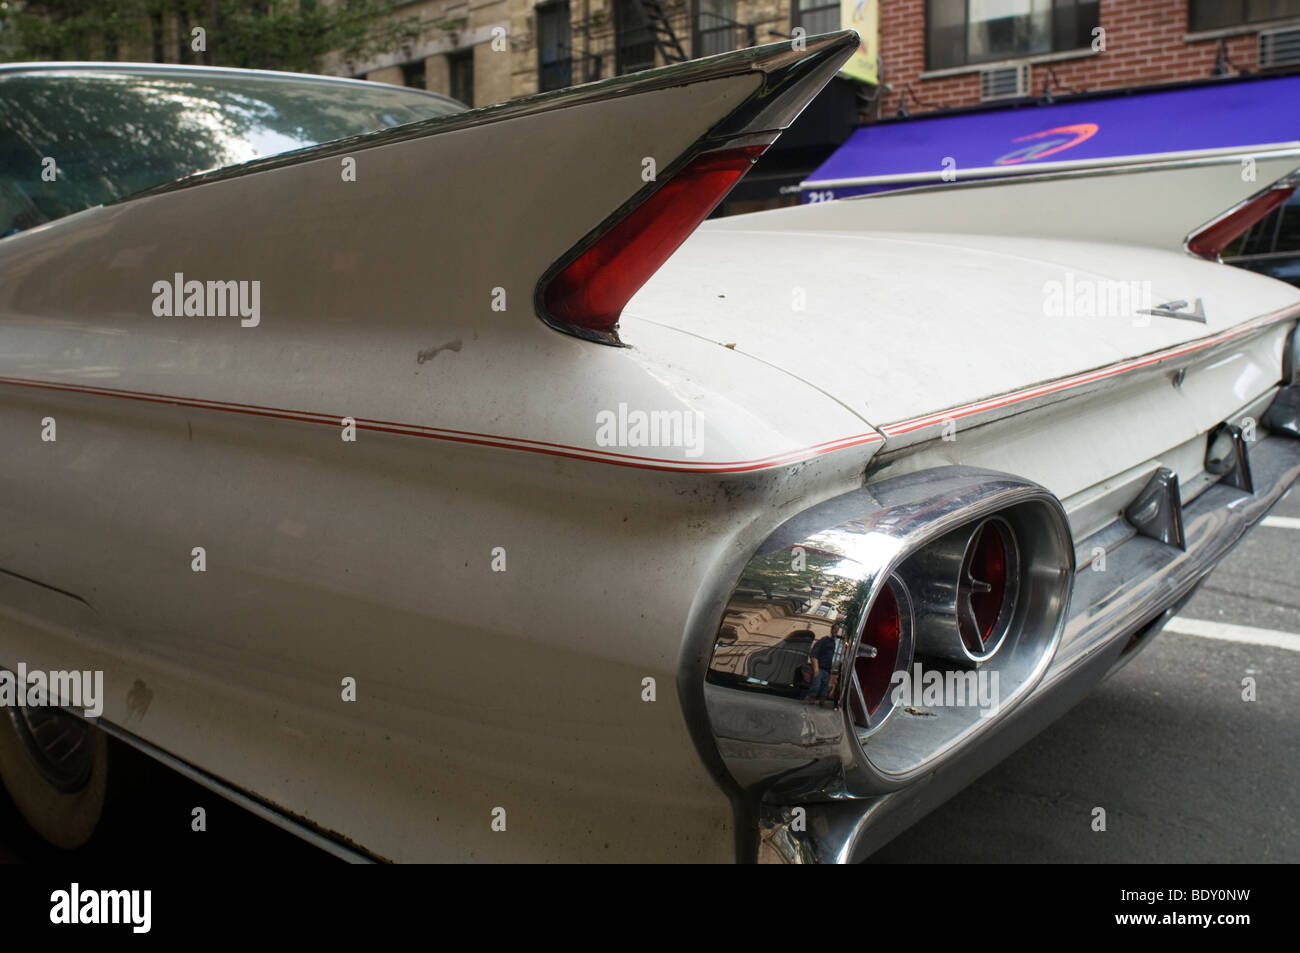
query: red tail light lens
[
  {"left": 958, "top": 518, "right": 1019, "bottom": 656},
  {"left": 540, "top": 145, "right": 766, "bottom": 337},
  {"left": 855, "top": 585, "right": 900, "bottom": 718},
  {"left": 1188, "top": 185, "right": 1295, "bottom": 260},
  {"left": 850, "top": 578, "right": 912, "bottom": 730},
  {"left": 968, "top": 523, "right": 1007, "bottom": 641}
]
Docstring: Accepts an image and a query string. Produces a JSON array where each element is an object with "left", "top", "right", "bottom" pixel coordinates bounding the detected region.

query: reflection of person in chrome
[{"left": 804, "top": 631, "right": 837, "bottom": 703}]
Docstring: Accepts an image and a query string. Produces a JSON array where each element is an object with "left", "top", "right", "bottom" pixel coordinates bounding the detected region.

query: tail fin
[
  {"left": 0, "top": 33, "right": 858, "bottom": 347},
  {"left": 713, "top": 148, "right": 1300, "bottom": 255}
]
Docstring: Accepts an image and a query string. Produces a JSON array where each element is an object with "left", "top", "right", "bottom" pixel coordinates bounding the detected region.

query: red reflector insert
[
  {"left": 967, "top": 521, "right": 1008, "bottom": 644},
  {"left": 1188, "top": 186, "right": 1295, "bottom": 260},
  {"left": 541, "top": 145, "right": 766, "bottom": 335},
  {"left": 854, "top": 584, "right": 902, "bottom": 719}
]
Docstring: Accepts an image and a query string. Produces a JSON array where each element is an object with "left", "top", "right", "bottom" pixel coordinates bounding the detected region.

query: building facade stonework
[
  {"left": 343, "top": 0, "right": 836, "bottom": 106},
  {"left": 330, "top": 0, "right": 514, "bottom": 107},
  {"left": 347, "top": 1, "right": 1300, "bottom": 122}
]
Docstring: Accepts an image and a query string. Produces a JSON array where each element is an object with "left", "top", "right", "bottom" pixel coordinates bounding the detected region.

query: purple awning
[{"left": 803, "top": 74, "right": 1300, "bottom": 201}]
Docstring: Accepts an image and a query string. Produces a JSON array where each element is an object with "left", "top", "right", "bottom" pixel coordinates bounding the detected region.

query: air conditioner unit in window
[
  {"left": 1259, "top": 26, "right": 1300, "bottom": 69},
  {"left": 980, "top": 63, "right": 1031, "bottom": 102}
]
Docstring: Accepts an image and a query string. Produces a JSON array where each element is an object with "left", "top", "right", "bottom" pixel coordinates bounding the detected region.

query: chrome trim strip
[
  {"left": 878, "top": 303, "right": 1300, "bottom": 444},
  {"left": 92, "top": 718, "right": 381, "bottom": 863},
  {"left": 0, "top": 374, "right": 884, "bottom": 473}
]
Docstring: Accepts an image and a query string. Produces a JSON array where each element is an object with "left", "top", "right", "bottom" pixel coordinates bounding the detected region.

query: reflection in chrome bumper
[{"left": 758, "top": 434, "right": 1300, "bottom": 864}]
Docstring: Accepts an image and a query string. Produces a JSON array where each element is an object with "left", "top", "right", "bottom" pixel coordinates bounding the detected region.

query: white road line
[
  {"left": 1167, "top": 617, "right": 1300, "bottom": 652},
  {"left": 1261, "top": 516, "right": 1300, "bottom": 530}
]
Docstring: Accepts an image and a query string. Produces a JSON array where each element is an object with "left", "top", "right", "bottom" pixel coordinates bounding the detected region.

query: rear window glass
[{"left": 0, "top": 69, "right": 464, "bottom": 236}]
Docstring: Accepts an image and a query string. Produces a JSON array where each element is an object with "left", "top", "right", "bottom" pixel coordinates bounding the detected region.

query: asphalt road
[{"left": 1, "top": 488, "right": 1297, "bottom": 864}]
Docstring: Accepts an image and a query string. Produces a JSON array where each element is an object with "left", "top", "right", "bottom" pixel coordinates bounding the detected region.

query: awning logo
[{"left": 994, "top": 123, "right": 1099, "bottom": 165}]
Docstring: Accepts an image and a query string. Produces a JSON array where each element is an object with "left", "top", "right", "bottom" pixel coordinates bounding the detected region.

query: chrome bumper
[{"left": 758, "top": 433, "right": 1300, "bottom": 863}]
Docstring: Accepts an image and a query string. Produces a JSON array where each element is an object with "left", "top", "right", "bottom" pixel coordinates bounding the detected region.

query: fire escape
[
  {"left": 637, "top": 0, "right": 688, "bottom": 64},
  {"left": 534, "top": 1, "right": 760, "bottom": 91}
]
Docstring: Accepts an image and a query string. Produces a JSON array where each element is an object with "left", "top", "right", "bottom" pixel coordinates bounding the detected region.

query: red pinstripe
[{"left": 2, "top": 302, "right": 1294, "bottom": 472}]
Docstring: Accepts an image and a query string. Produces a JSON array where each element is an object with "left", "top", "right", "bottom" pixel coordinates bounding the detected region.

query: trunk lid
[{"left": 625, "top": 226, "right": 1300, "bottom": 428}]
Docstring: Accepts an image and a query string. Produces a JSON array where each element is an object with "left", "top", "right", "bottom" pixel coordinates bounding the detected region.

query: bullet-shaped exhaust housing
[{"left": 900, "top": 516, "right": 1021, "bottom": 667}]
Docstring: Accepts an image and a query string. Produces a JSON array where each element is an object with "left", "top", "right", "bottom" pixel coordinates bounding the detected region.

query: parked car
[
  {"left": 1, "top": 32, "right": 1297, "bottom": 863},
  {"left": 1223, "top": 189, "right": 1300, "bottom": 287}
]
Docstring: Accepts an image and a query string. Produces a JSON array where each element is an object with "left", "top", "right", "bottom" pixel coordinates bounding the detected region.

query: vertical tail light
[
  {"left": 1188, "top": 184, "right": 1295, "bottom": 260},
  {"left": 904, "top": 516, "right": 1021, "bottom": 667},
  {"left": 849, "top": 576, "right": 914, "bottom": 732},
  {"left": 959, "top": 517, "right": 1019, "bottom": 658},
  {"left": 538, "top": 145, "right": 767, "bottom": 342}
]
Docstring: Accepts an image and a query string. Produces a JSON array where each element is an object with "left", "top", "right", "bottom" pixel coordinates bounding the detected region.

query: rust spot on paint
[
  {"left": 127, "top": 679, "right": 153, "bottom": 720},
  {"left": 417, "top": 340, "right": 462, "bottom": 364}
]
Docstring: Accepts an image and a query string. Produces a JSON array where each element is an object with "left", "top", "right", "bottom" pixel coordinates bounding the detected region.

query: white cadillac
[{"left": 0, "top": 31, "right": 1297, "bottom": 863}]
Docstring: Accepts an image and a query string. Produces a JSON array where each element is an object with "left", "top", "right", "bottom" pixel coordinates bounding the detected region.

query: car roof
[{"left": 0, "top": 61, "right": 461, "bottom": 108}]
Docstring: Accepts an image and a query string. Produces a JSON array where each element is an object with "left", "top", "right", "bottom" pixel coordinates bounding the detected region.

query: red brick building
[{"left": 876, "top": 0, "right": 1300, "bottom": 120}]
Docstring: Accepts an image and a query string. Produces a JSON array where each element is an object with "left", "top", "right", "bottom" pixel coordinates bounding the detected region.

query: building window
[
  {"left": 697, "top": 0, "right": 739, "bottom": 57},
  {"left": 1190, "top": 0, "right": 1300, "bottom": 32},
  {"left": 401, "top": 59, "right": 426, "bottom": 89},
  {"left": 448, "top": 49, "right": 474, "bottom": 106},
  {"left": 793, "top": 0, "right": 840, "bottom": 37},
  {"left": 615, "top": 0, "right": 656, "bottom": 74},
  {"left": 927, "top": 0, "right": 1100, "bottom": 71},
  {"left": 538, "top": 1, "right": 573, "bottom": 91}
]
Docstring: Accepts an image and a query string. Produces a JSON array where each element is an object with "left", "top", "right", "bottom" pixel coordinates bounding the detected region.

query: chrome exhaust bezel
[
  {"left": 701, "top": 466, "right": 1075, "bottom": 800},
  {"left": 901, "top": 515, "right": 1023, "bottom": 667}
]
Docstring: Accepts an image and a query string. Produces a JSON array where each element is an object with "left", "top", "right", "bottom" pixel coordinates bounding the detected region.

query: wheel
[{"left": 0, "top": 706, "right": 108, "bottom": 849}]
